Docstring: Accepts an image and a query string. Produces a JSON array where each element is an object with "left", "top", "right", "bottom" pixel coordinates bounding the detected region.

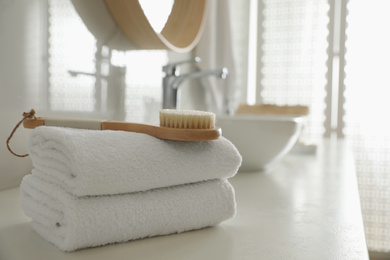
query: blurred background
[{"left": 1, "top": 0, "right": 390, "bottom": 257}]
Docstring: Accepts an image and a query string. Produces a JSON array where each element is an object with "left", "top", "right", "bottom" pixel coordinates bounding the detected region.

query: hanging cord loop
[{"left": 6, "top": 109, "right": 36, "bottom": 157}]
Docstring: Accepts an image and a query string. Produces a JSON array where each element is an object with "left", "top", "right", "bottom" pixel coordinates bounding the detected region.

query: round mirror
[
  {"left": 104, "top": 0, "right": 208, "bottom": 52},
  {"left": 138, "top": 0, "right": 174, "bottom": 33},
  {"left": 72, "top": 0, "right": 207, "bottom": 52},
  {"left": 71, "top": 0, "right": 137, "bottom": 51}
]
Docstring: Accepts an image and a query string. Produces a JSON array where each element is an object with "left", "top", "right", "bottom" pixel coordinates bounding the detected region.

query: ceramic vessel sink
[{"left": 217, "top": 115, "right": 305, "bottom": 172}]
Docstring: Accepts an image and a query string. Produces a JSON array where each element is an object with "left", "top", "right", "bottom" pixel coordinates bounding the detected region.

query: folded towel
[
  {"left": 20, "top": 174, "right": 236, "bottom": 252},
  {"left": 28, "top": 126, "right": 242, "bottom": 196}
]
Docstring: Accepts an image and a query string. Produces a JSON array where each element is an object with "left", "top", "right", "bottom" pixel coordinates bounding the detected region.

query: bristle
[{"left": 160, "top": 109, "right": 215, "bottom": 129}]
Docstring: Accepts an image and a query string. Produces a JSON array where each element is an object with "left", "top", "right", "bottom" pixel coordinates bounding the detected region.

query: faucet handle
[{"left": 163, "top": 57, "right": 201, "bottom": 76}]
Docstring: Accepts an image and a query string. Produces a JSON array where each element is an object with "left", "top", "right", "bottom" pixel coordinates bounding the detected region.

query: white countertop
[{"left": 0, "top": 139, "right": 368, "bottom": 259}]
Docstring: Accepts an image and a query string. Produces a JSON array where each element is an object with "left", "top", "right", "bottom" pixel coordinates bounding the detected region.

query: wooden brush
[
  {"left": 23, "top": 109, "right": 221, "bottom": 141},
  {"left": 236, "top": 104, "right": 309, "bottom": 116}
]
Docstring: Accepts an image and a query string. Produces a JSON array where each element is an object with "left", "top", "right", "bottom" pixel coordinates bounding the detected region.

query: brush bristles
[{"left": 160, "top": 109, "right": 216, "bottom": 129}]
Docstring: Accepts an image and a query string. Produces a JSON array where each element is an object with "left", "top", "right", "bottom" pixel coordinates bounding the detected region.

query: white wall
[{"left": 0, "top": 0, "right": 45, "bottom": 191}]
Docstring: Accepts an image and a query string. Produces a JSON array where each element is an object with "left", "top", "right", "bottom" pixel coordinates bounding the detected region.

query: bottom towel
[{"left": 20, "top": 175, "right": 236, "bottom": 252}]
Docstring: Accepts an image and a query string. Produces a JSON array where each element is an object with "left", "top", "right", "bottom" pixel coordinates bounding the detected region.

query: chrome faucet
[{"left": 162, "top": 57, "right": 228, "bottom": 109}]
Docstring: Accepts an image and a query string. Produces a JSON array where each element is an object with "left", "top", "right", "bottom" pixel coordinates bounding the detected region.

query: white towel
[
  {"left": 20, "top": 174, "right": 236, "bottom": 252},
  {"left": 28, "top": 126, "right": 242, "bottom": 196}
]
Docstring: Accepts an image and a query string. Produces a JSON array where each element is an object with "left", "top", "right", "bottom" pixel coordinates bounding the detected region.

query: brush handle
[{"left": 23, "top": 118, "right": 221, "bottom": 141}]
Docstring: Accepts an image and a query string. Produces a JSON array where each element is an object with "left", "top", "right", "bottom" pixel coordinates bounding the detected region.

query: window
[
  {"left": 258, "top": 0, "right": 329, "bottom": 144},
  {"left": 47, "top": 0, "right": 167, "bottom": 122},
  {"left": 230, "top": 0, "right": 390, "bottom": 253},
  {"left": 344, "top": 0, "right": 390, "bottom": 252},
  {"left": 48, "top": 0, "right": 96, "bottom": 112}
]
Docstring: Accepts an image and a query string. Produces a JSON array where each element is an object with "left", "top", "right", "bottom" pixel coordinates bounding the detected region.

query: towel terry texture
[
  {"left": 21, "top": 126, "right": 242, "bottom": 251},
  {"left": 28, "top": 126, "right": 242, "bottom": 196},
  {"left": 21, "top": 175, "right": 236, "bottom": 252}
]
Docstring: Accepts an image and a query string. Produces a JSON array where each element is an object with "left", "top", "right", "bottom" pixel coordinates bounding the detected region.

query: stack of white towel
[{"left": 20, "top": 126, "right": 242, "bottom": 251}]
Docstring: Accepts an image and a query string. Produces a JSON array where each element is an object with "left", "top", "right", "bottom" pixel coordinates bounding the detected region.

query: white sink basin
[{"left": 217, "top": 115, "right": 305, "bottom": 172}]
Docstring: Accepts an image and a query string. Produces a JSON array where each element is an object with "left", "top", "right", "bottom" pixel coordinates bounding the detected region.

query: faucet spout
[
  {"left": 172, "top": 67, "right": 228, "bottom": 90},
  {"left": 162, "top": 57, "right": 228, "bottom": 109}
]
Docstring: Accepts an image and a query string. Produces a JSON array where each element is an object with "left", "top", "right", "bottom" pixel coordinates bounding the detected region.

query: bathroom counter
[{"left": 0, "top": 139, "right": 368, "bottom": 259}]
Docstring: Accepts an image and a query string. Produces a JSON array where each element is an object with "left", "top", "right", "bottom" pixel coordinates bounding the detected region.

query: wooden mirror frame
[{"left": 104, "top": 0, "right": 208, "bottom": 53}]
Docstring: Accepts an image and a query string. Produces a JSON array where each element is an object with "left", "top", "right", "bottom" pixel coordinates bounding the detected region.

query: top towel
[{"left": 28, "top": 126, "right": 242, "bottom": 196}]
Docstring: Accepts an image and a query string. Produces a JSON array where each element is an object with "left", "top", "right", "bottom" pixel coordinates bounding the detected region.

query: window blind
[
  {"left": 48, "top": 0, "right": 96, "bottom": 112},
  {"left": 259, "top": 0, "right": 329, "bottom": 144},
  {"left": 344, "top": 0, "right": 390, "bottom": 252}
]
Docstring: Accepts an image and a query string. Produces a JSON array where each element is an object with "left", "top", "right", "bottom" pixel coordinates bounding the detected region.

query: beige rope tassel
[{"left": 6, "top": 109, "right": 36, "bottom": 157}]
